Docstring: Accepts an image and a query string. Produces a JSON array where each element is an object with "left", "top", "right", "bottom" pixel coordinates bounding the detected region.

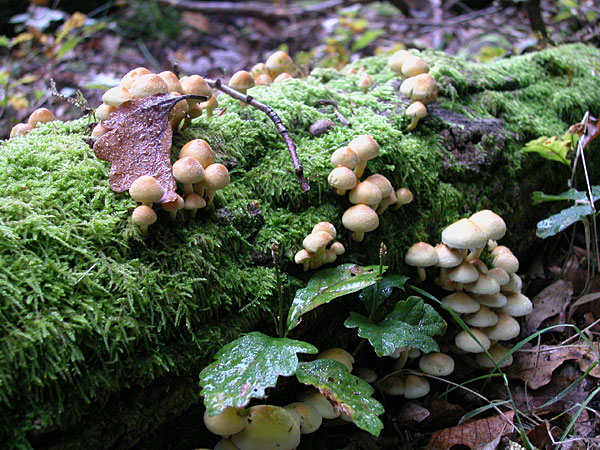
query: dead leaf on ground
[
  {"left": 93, "top": 93, "right": 206, "bottom": 203},
  {"left": 506, "top": 345, "right": 599, "bottom": 389},
  {"left": 577, "top": 342, "right": 600, "bottom": 378},
  {"left": 524, "top": 279, "right": 572, "bottom": 335},
  {"left": 426, "top": 411, "right": 514, "bottom": 450},
  {"left": 398, "top": 401, "right": 430, "bottom": 423}
]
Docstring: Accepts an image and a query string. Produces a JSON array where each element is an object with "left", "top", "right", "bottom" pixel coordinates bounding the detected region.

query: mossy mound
[{"left": 1, "top": 43, "right": 599, "bottom": 448}]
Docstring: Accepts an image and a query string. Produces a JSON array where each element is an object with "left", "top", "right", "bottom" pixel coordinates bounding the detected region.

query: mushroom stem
[
  {"left": 466, "top": 247, "right": 484, "bottom": 262},
  {"left": 439, "top": 267, "right": 448, "bottom": 285},
  {"left": 416, "top": 267, "right": 427, "bottom": 282},
  {"left": 183, "top": 184, "right": 194, "bottom": 196},
  {"left": 351, "top": 231, "right": 365, "bottom": 242},
  {"left": 406, "top": 116, "right": 420, "bottom": 131},
  {"left": 354, "top": 161, "right": 367, "bottom": 179}
]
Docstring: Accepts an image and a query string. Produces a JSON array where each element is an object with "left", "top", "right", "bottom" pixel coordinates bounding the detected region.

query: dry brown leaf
[
  {"left": 398, "top": 401, "right": 430, "bottom": 423},
  {"left": 93, "top": 93, "right": 205, "bottom": 203},
  {"left": 577, "top": 342, "right": 600, "bottom": 378},
  {"left": 525, "top": 280, "right": 572, "bottom": 335},
  {"left": 506, "top": 345, "right": 599, "bottom": 389},
  {"left": 426, "top": 411, "right": 514, "bottom": 450},
  {"left": 580, "top": 115, "right": 599, "bottom": 151}
]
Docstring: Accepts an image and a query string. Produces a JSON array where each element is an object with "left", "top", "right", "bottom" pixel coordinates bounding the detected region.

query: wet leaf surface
[
  {"left": 344, "top": 296, "right": 446, "bottom": 357},
  {"left": 93, "top": 93, "right": 205, "bottom": 203},
  {"left": 286, "top": 264, "right": 382, "bottom": 332},
  {"left": 296, "top": 359, "right": 384, "bottom": 437},
  {"left": 199, "top": 332, "right": 317, "bottom": 415}
]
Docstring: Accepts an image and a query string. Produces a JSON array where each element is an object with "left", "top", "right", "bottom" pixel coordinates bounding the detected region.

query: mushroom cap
[
  {"left": 358, "top": 73, "right": 373, "bottom": 90},
  {"left": 441, "top": 291, "right": 480, "bottom": 314},
  {"left": 9, "top": 123, "right": 33, "bottom": 138},
  {"left": 250, "top": 62, "right": 269, "bottom": 78},
  {"left": 364, "top": 174, "right": 394, "bottom": 198},
  {"left": 316, "top": 347, "right": 354, "bottom": 372},
  {"left": 283, "top": 402, "right": 322, "bottom": 434},
  {"left": 161, "top": 194, "right": 185, "bottom": 212},
  {"left": 447, "top": 262, "right": 479, "bottom": 284},
  {"left": 492, "top": 246, "right": 520, "bottom": 273},
  {"left": 441, "top": 218, "right": 487, "bottom": 250},
  {"left": 129, "top": 175, "right": 164, "bottom": 204},
  {"left": 406, "top": 101, "right": 427, "bottom": 119},
  {"left": 254, "top": 73, "right": 273, "bottom": 86},
  {"left": 265, "top": 50, "right": 294, "bottom": 76},
  {"left": 499, "top": 293, "right": 532, "bottom": 317},
  {"left": 273, "top": 72, "right": 293, "bottom": 83},
  {"left": 312, "top": 222, "right": 337, "bottom": 239},
  {"left": 328, "top": 166, "right": 357, "bottom": 191},
  {"left": 173, "top": 157, "right": 205, "bottom": 184},
  {"left": 184, "top": 193, "right": 206, "bottom": 210},
  {"left": 401, "top": 55, "right": 429, "bottom": 78},
  {"left": 299, "top": 391, "right": 339, "bottom": 419},
  {"left": 476, "top": 292, "right": 508, "bottom": 308},
  {"left": 379, "top": 376, "right": 405, "bottom": 395},
  {"left": 204, "top": 163, "right": 230, "bottom": 190},
  {"left": 179, "top": 139, "right": 215, "bottom": 168},
  {"left": 405, "top": 242, "right": 438, "bottom": 268},
  {"left": 95, "top": 103, "right": 115, "bottom": 122},
  {"left": 303, "top": 231, "right": 333, "bottom": 253},
  {"left": 464, "top": 305, "right": 499, "bottom": 327},
  {"left": 502, "top": 273, "right": 523, "bottom": 294},
  {"left": 331, "top": 146, "right": 359, "bottom": 169},
  {"left": 231, "top": 405, "right": 300, "bottom": 450},
  {"left": 28, "top": 108, "right": 56, "bottom": 126},
  {"left": 475, "top": 344, "right": 513, "bottom": 368},
  {"left": 434, "top": 243, "right": 463, "bottom": 268},
  {"left": 400, "top": 76, "right": 417, "bottom": 98},
  {"left": 131, "top": 205, "right": 157, "bottom": 227},
  {"left": 229, "top": 70, "right": 255, "bottom": 91},
  {"left": 181, "top": 74, "right": 212, "bottom": 98},
  {"left": 203, "top": 407, "right": 247, "bottom": 437},
  {"left": 294, "top": 249, "right": 312, "bottom": 265},
  {"left": 464, "top": 274, "right": 500, "bottom": 295},
  {"left": 158, "top": 71, "right": 183, "bottom": 93},
  {"left": 349, "top": 181, "right": 383, "bottom": 208},
  {"left": 487, "top": 267, "right": 510, "bottom": 286},
  {"left": 342, "top": 204, "right": 380, "bottom": 233},
  {"left": 354, "top": 367, "right": 377, "bottom": 383},
  {"left": 101, "top": 86, "right": 132, "bottom": 107},
  {"left": 389, "top": 49, "right": 412, "bottom": 74},
  {"left": 418, "top": 352, "right": 455, "bottom": 376},
  {"left": 469, "top": 210, "right": 506, "bottom": 241},
  {"left": 348, "top": 134, "right": 380, "bottom": 163},
  {"left": 130, "top": 73, "right": 169, "bottom": 98},
  {"left": 403, "top": 374, "right": 430, "bottom": 399},
  {"left": 455, "top": 328, "right": 491, "bottom": 353},
  {"left": 395, "top": 187, "right": 413, "bottom": 205},
  {"left": 119, "top": 67, "right": 152, "bottom": 89},
  {"left": 483, "top": 313, "right": 520, "bottom": 341},
  {"left": 409, "top": 73, "right": 438, "bottom": 104},
  {"left": 330, "top": 241, "right": 346, "bottom": 256},
  {"left": 214, "top": 439, "right": 238, "bottom": 450}
]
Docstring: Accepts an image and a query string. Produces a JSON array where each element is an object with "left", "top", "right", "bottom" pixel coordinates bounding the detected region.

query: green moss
[{"left": 1, "top": 43, "right": 600, "bottom": 447}]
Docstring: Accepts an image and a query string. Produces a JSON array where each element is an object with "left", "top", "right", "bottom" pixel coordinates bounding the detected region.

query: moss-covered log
[{"left": 1, "top": 44, "right": 599, "bottom": 448}]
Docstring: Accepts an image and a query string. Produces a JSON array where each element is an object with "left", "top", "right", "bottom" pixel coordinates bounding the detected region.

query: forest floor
[{"left": 1, "top": 1, "right": 600, "bottom": 449}]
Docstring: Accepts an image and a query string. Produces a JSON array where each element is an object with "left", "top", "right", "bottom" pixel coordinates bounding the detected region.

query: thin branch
[
  {"left": 205, "top": 78, "right": 309, "bottom": 193},
  {"left": 314, "top": 99, "right": 351, "bottom": 126}
]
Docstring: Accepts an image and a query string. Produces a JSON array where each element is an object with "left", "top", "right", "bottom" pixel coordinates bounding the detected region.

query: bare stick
[
  {"left": 314, "top": 99, "right": 351, "bottom": 126},
  {"left": 205, "top": 78, "right": 310, "bottom": 193}
]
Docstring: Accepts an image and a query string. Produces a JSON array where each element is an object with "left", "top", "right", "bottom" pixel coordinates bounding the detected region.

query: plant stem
[
  {"left": 205, "top": 78, "right": 310, "bottom": 193},
  {"left": 369, "top": 242, "right": 387, "bottom": 320},
  {"left": 271, "top": 243, "right": 285, "bottom": 338}
]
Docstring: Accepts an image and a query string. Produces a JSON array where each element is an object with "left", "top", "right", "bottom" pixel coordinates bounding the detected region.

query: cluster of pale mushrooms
[
  {"left": 294, "top": 222, "right": 345, "bottom": 271},
  {"left": 404, "top": 210, "right": 532, "bottom": 368},
  {"left": 9, "top": 107, "right": 57, "bottom": 138},
  {"left": 388, "top": 49, "right": 438, "bottom": 131},
  {"left": 201, "top": 348, "right": 363, "bottom": 450},
  {"left": 327, "top": 134, "right": 414, "bottom": 242},
  {"left": 129, "top": 139, "right": 230, "bottom": 235}
]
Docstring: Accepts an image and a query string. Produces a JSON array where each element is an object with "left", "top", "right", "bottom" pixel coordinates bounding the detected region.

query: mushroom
[
  {"left": 254, "top": 73, "right": 273, "bottom": 86},
  {"left": 342, "top": 204, "right": 379, "bottom": 242},
  {"left": 181, "top": 74, "right": 212, "bottom": 107},
  {"left": 469, "top": 210, "right": 506, "bottom": 252},
  {"left": 299, "top": 391, "right": 339, "bottom": 419},
  {"left": 476, "top": 292, "right": 508, "bottom": 308},
  {"left": 501, "top": 273, "right": 523, "bottom": 294},
  {"left": 303, "top": 231, "right": 334, "bottom": 268},
  {"left": 464, "top": 305, "right": 499, "bottom": 328},
  {"left": 441, "top": 291, "right": 480, "bottom": 314},
  {"left": 91, "top": 123, "right": 108, "bottom": 139},
  {"left": 129, "top": 175, "right": 164, "bottom": 207},
  {"left": 330, "top": 146, "right": 359, "bottom": 169},
  {"left": 167, "top": 92, "right": 190, "bottom": 129},
  {"left": 200, "top": 93, "right": 218, "bottom": 118},
  {"left": 441, "top": 218, "right": 487, "bottom": 258},
  {"left": 401, "top": 55, "right": 429, "bottom": 78},
  {"left": 158, "top": 71, "right": 183, "bottom": 93},
  {"left": 491, "top": 246, "right": 520, "bottom": 274},
  {"left": 475, "top": 344, "right": 513, "bottom": 368},
  {"left": 388, "top": 49, "right": 412, "bottom": 74},
  {"left": 434, "top": 243, "right": 463, "bottom": 287},
  {"left": 499, "top": 293, "right": 532, "bottom": 317},
  {"left": 184, "top": 193, "right": 206, "bottom": 218},
  {"left": 379, "top": 376, "right": 405, "bottom": 395},
  {"left": 455, "top": 328, "right": 491, "bottom": 353},
  {"left": 364, "top": 174, "right": 394, "bottom": 213},
  {"left": 315, "top": 347, "right": 354, "bottom": 372},
  {"left": 179, "top": 139, "right": 215, "bottom": 169},
  {"left": 101, "top": 86, "right": 132, "bottom": 107},
  {"left": 349, "top": 181, "right": 383, "bottom": 209},
  {"left": 9, "top": 123, "right": 33, "bottom": 138},
  {"left": 358, "top": 73, "right": 373, "bottom": 93},
  {"left": 274, "top": 72, "right": 293, "bottom": 83},
  {"left": 119, "top": 67, "right": 151, "bottom": 89},
  {"left": 348, "top": 134, "right": 380, "bottom": 179},
  {"left": 464, "top": 274, "right": 500, "bottom": 296},
  {"left": 172, "top": 157, "right": 205, "bottom": 195},
  {"left": 131, "top": 205, "right": 157, "bottom": 236},
  {"left": 203, "top": 163, "right": 230, "bottom": 206},
  {"left": 231, "top": 405, "right": 300, "bottom": 450},
  {"left": 405, "top": 101, "right": 427, "bottom": 131},
  {"left": 403, "top": 374, "right": 430, "bottom": 399},
  {"left": 487, "top": 267, "right": 510, "bottom": 286},
  {"left": 265, "top": 50, "right": 294, "bottom": 77},
  {"left": 328, "top": 166, "right": 357, "bottom": 195},
  {"left": 294, "top": 249, "right": 312, "bottom": 271},
  {"left": 28, "top": 108, "right": 56, "bottom": 126},
  {"left": 447, "top": 261, "right": 479, "bottom": 291},
  {"left": 214, "top": 439, "right": 239, "bottom": 450},
  {"left": 95, "top": 103, "right": 115, "bottom": 121},
  {"left": 250, "top": 62, "right": 269, "bottom": 78},
  {"left": 312, "top": 222, "right": 336, "bottom": 239},
  {"left": 161, "top": 194, "right": 185, "bottom": 220},
  {"left": 483, "top": 313, "right": 520, "bottom": 341},
  {"left": 394, "top": 187, "right": 414, "bottom": 209},
  {"left": 130, "top": 73, "right": 169, "bottom": 98},
  {"left": 283, "top": 402, "right": 322, "bottom": 434},
  {"left": 228, "top": 70, "right": 255, "bottom": 106},
  {"left": 405, "top": 242, "right": 438, "bottom": 282},
  {"left": 330, "top": 241, "right": 345, "bottom": 256},
  {"left": 418, "top": 352, "right": 455, "bottom": 376},
  {"left": 203, "top": 407, "right": 247, "bottom": 438},
  {"left": 354, "top": 367, "right": 377, "bottom": 383}
]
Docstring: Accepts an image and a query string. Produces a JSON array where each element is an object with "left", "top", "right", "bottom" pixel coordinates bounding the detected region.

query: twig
[
  {"left": 205, "top": 78, "right": 309, "bottom": 193},
  {"left": 314, "top": 99, "right": 351, "bottom": 126}
]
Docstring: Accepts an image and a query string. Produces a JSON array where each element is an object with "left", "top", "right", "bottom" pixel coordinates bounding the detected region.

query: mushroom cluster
[
  {"left": 294, "top": 222, "right": 345, "bottom": 271},
  {"left": 388, "top": 49, "right": 438, "bottom": 131},
  {"left": 92, "top": 67, "right": 215, "bottom": 138},
  {"left": 10, "top": 107, "right": 56, "bottom": 138},
  {"left": 328, "top": 134, "right": 414, "bottom": 242},
  {"left": 404, "top": 210, "right": 532, "bottom": 368},
  {"left": 241, "top": 50, "right": 296, "bottom": 88}
]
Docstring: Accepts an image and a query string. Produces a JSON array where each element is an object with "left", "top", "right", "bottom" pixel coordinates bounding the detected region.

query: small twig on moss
[
  {"left": 205, "top": 78, "right": 309, "bottom": 193},
  {"left": 49, "top": 79, "right": 92, "bottom": 115},
  {"left": 314, "top": 99, "right": 351, "bottom": 127}
]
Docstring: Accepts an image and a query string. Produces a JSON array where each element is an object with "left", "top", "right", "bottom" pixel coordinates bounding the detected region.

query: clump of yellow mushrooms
[
  {"left": 294, "top": 222, "right": 346, "bottom": 271},
  {"left": 10, "top": 107, "right": 57, "bottom": 138},
  {"left": 405, "top": 209, "right": 531, "bottom": 369}
]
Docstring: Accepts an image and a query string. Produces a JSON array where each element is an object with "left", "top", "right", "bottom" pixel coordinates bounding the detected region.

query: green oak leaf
[
  {"left": 536, "top": 204, "right": 594, "bottom": 239},
  {"left": 523, "top": 135, "right": 574, "bottom": 166},
  {"left": 532, "top": 186, "right": 600, "bottom": 205},
  {"left": 296, "top": 359, "right": 384, "bottom": 437},
  {"left": 286, "top": 264, "right": 382, "bottom": 332},
  {"left": 199, "top": 332, "right": 317, "bottom": 415},
  {"left": 344, "top": 296, "right": 446, "bottom": 357},
  {"left": 359, "top": 274, "right": 408, "bottom": 312}
]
